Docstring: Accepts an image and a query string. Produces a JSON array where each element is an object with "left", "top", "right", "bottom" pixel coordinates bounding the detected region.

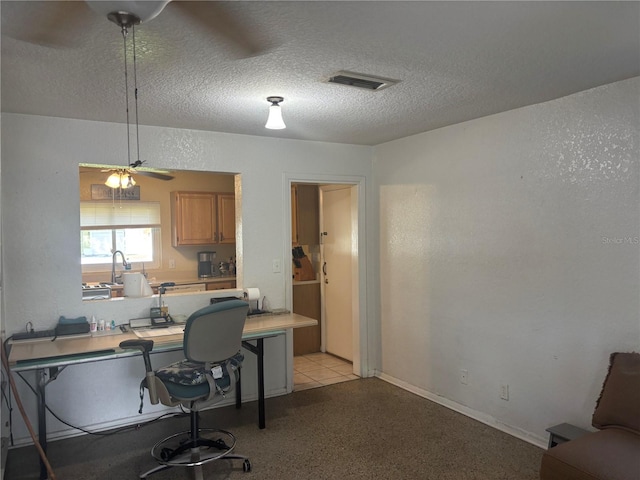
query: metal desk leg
[
  {"left": 33, "top": 366, "right": 63, "bottom": 480},
  {"left": 36, "top": 368, "right": 47, "bottom": 480},
  {"left": 241, "top": 339, "right": 266, "bottom": 429},
  {"left": 257, "top": 338, "right": 265, "bottom": 429},
  {"left": 235, "top": 367, "right": 242, "bottom": 409}
]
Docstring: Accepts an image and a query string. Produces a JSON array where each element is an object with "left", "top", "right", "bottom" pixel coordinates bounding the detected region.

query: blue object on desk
[
  {"left": 55, "top": 316, "right": 90, "bottom": 336},
  {"left": 58, "top": 315, "right": 87, "bottom": 325}
]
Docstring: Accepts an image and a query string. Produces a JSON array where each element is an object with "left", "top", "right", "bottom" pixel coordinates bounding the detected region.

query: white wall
[
  {"left": 3, "top": 76, "right": 637, "bottom": 449},
  {"left": 374, "top": 77, "right": 640, "bottom": 446},
  {"left": 0, "top": 114, "right": 373, "bottom": 443}
]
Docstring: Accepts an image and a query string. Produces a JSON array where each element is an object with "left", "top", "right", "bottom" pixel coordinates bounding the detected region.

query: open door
[{"left": 320, "top": 185, "right": 356, "bottom": 362}]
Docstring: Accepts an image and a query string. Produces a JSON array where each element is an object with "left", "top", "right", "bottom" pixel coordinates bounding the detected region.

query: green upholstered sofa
[{"left": 540, "top": 352, "right": 640, "bottom": 480}]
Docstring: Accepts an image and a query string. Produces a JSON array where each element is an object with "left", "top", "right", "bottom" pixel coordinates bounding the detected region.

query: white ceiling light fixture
[{"left": 265, "top": 96, "right": 286, "bottom": 130}]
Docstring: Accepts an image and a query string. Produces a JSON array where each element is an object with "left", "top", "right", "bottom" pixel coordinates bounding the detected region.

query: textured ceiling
[{"left": 2, "top": 1, "right": 639, "bottom": 146}]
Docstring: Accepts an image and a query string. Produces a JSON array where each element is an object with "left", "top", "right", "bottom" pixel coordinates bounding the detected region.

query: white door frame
[{"left": 283, "top": 173, "right": 369, "bottom": 379}]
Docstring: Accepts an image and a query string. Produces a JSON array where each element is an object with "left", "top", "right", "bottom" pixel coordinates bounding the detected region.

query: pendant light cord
[
  {"left": 132, "top": 25, "right": 141, "bottom": 166},
  {"left": 120, "top": 24, "right": 132, "bottom": 170}
]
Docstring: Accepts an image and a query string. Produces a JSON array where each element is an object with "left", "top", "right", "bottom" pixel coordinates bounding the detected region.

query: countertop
[
  {"left": 147, "top": 276, "right": 236, "bottom": 286},
  {"left": 85, "top": 276, "right": 236, "bottom": 291}
]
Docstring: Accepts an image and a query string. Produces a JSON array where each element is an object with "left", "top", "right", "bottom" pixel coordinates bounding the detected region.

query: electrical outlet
[
  {"left": 500, "top": 384, "right": 509, "bottom": 401},
  {"left": 460, "top": 369, "right": 468, "bottom": 385},
  {"left": 272, "top": 259, "right": 281, "bottom": 273},
  {"left": 168, "top": 259, "right": 176, "bottom": 269}
]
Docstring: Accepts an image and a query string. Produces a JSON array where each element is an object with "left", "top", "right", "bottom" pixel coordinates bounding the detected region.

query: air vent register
[{"left": 327, "top": 71, "right": 399, "bottom": 91}]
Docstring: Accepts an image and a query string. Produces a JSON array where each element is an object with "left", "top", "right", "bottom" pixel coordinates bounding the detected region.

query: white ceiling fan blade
[
  {"left": 1, "top": 1, "right": 92, "bottom": 48},
  {"left": 170, "top": 1, "right": 269, "bottom": 58}
]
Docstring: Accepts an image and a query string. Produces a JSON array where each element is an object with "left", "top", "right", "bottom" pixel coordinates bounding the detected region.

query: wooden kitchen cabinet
[
  {"left": 171, "top": 191, "right": 235, "bottom": 246},
  {"left": 293, "top": 282, "right": 321, "bottom": 355},
  {"left": 291, "top": 184, "right": 319, "bottom": 246},
  {"left": 206, "top": 280, "right": 236, "bottom": 290},
  {"left": 217, "top": 194, "right": 236, "bottom": 244}
]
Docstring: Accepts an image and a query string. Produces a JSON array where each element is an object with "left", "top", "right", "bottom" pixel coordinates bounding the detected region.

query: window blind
[{"left": 80, "top": 201, "right": 161, "bottom": 229}]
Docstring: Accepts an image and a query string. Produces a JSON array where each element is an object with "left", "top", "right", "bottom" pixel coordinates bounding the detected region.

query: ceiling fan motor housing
[{"left": 87, "top": 0, "right": 170, "bottom": 24}]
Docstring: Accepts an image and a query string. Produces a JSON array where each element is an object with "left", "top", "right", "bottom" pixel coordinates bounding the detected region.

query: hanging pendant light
[
  {"left": 265, "top": 96, "right": 286, "bottom": 130},
  {"left": 105, "top": 12, "right": 142, "bottom": 189}
]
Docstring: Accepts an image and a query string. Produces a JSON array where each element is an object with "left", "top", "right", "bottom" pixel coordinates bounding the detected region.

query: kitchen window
[{"left": 80, "top": 201, "right": 161, "bottom": 272}]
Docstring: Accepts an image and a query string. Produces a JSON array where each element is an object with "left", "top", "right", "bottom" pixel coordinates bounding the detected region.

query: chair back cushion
[
  {"left": 592, "top": 352, "right": 640, "bottom": 434},
  {"left": 183, "top": 300, "right": 248, "bottom": 363}
]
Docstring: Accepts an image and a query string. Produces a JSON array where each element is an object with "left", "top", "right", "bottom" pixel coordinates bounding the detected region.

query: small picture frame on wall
[{"left": 91, "top": 184, "right": 140, "bottom": 200}]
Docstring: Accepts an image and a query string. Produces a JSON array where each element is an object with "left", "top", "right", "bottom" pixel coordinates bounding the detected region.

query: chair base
[{"left": 140, "top": 428, "right": 251, "bottom": 479}]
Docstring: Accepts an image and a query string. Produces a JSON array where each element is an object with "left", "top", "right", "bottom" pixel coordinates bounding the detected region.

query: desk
[{"left": 8, "top": 312, "right": 316, "bottom": 480}]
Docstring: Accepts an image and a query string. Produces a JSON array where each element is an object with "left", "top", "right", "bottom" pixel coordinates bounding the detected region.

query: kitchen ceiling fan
[
  {"left": 100, "top": 160, "right": 175, "bottom": 188},
  {"left": 5, "top": 1, "right": 269, "bottom": 189},
  {"left": 79, "top": 161, "right": 174, "bottom": 186}
]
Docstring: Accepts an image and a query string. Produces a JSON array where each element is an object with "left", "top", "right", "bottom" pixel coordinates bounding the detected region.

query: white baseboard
[{"left": 377, "top": 372, "right": 547, "bottom": 450}]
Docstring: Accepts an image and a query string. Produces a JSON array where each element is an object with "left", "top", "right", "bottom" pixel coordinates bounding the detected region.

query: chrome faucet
[{"left": 111, "top": 250, "right": 129, "bottom": 284}]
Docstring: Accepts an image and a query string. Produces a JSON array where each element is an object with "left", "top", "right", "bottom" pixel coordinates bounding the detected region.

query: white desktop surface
[{"left": 8, "top": 312, "right": 317, "bottom": 368}]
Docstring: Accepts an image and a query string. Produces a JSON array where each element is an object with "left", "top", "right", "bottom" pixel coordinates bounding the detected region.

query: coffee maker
[{"left": 197, "top": 251, "right": 216, "bottom": 278}]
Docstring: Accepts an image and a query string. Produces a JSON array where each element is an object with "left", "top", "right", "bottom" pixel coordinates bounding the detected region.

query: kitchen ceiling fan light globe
[
  {"left": 105, "top": 172, "right": 123, "bottom": 188},
  {"left": 265, "top": 96, "right": 286, "bottom": 130},
  {"left": 105, "top": 171, "right": 136, "bottom": 189}
]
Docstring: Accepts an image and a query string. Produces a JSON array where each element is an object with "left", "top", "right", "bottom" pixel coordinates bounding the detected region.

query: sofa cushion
[
  {"left": 540, "top": 429, "right": 640, "bottom": 480},
  {"left": 592, "top": 352, "right": 640, "bottom": 433}
]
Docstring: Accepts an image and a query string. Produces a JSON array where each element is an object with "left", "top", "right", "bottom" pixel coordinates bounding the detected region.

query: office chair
[{"left": 120, "top": 299, "right": 251, "bottom": 479}]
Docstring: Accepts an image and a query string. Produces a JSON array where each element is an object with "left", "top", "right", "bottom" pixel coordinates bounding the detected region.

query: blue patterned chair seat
[{"left": 156, "top": 352, "right": 244, "bottom": 400}]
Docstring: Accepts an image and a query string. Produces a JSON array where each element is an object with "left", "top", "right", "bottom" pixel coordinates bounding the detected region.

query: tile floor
[{"left": 293, "top": 352, "right": 359, "bottom": 391}]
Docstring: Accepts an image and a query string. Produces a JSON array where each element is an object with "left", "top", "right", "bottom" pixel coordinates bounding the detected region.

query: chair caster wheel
[
  {"left": 160, "top": 447, "right": 174, "bottom": 461},
  {"left": 243, "top": 459, "right": 252, "bottom": 472}
]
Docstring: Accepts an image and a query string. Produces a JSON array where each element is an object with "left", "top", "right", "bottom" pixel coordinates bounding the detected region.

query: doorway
[{"left": 290, "top": 181, "right": 361, "bottom": 389}]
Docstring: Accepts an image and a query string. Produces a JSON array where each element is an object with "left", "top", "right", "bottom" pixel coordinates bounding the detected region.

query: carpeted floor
[{"left": 5, "top": 378, "right": 543, "bottom": 479}]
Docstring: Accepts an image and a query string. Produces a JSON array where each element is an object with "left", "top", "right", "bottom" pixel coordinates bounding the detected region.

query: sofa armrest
[{"left": 540, "top": 429, "right": 640, "bottom": 480}]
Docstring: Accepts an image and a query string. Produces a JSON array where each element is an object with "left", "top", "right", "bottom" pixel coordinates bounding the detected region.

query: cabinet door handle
[{"left": 220, "top": 233, "right": 224, "bottom": 242}]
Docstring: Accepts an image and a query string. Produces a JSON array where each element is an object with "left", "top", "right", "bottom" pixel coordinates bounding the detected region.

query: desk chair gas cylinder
[{"left": 120, "top": 300, "right": 252, "bottom": 479}]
